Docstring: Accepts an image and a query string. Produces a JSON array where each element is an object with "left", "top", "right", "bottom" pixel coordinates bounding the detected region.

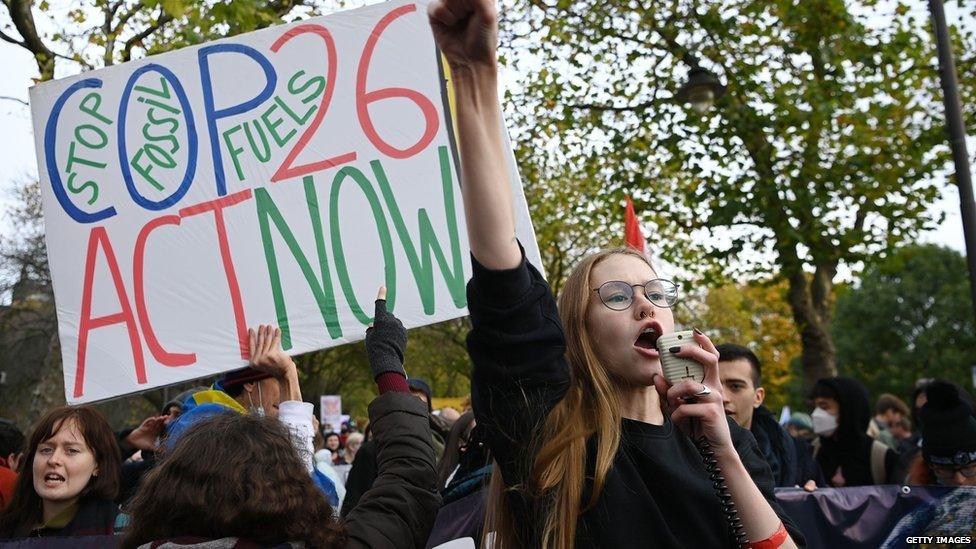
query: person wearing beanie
[
  {"left": 810, "top": 377, "right": 899, "bottom": 486},
  {"left": 408, "top": 378, "right": 434, "bottom": 411},
  {"left": 906, "top": 381, "right": 976, "bottom": 486}
]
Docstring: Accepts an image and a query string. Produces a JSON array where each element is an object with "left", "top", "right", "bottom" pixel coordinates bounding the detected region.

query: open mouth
[
  {"left": 634, "top": 325, "right": 661, "bottom": 350},
  {"left": 44, "top": 473, "right": 65, "bottom": 484}
]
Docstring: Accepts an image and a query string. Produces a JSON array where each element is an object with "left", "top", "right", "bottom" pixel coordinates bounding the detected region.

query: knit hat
[
  {"left": 408, "top": 378, "right": 433, "bottom": 412},
  {"left": 920, "top": 381, "right": 976, "bottom": 467}
]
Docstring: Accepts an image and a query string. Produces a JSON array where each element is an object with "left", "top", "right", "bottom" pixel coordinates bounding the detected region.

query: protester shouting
[
  {"left": 426, "top": 1, "right": 802, "bottom": 546},
  {"left": 122, "top": 287, "right": 439, "bottom": 548},
  {"left": 0, "top": 406, "right": 122, "bottom": 539}
]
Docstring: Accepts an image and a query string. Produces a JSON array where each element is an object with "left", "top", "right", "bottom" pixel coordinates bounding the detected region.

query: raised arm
[
  {"left": 343, "top": 289, "right": 440, "bottom": 547},
  {"left": 429, "top": 0, "right": 521, "bottom": 270}
]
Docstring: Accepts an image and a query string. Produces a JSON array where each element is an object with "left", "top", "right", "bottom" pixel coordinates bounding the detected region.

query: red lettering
[
  {"left": 179, "top": 189, "right": 254, "bottom": 358},
  {"left": 134, "top": 215, "right": 195, "bottom": 367},
  {"left": 270, "top": 24, "right": 355, "bottom": 182},
  {"left": 75, "top": 227, "right": 146, "bottom": 398},
  {"left": 356, "top": 4, "right": 439, "bottom": 158}
]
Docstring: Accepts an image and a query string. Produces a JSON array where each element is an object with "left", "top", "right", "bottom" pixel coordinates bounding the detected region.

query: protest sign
[
  {"left": 29, "top": 0, "right": 542, "bottom": 404},
  {"left": 320, "top": 394, "right": 342, "bottom": 429}
]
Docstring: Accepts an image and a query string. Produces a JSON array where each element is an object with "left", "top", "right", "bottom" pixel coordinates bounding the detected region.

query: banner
[
  {"left": 423, "top": 486, "right": 976, "bottom": 548},
  {"left": 28, "top": 0, "right": 542, "bottom": 404},
  {"left": 775, "top": 486, "right": 975, "bottom": 548}
]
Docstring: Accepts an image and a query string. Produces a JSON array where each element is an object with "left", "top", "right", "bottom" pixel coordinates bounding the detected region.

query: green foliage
[
  {"left": 695, "top": 279, "right": 801, "bottom": 411},
  {"left": 833, "top": 245, "right": 976, "bottom": 399},
  {"left": 503, "top": 0, "right": 959, "bottom": 281},
  {"left": 296, "top": 319, "right": 472, "bottom": 421},
  {"left": 499, "top": 0, "right": 972, "bottom": 382}
]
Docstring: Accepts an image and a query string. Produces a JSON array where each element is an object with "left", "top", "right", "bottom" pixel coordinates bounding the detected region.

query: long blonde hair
[{"left": 483, "top": 247, "right": 654, "bottom": 548}]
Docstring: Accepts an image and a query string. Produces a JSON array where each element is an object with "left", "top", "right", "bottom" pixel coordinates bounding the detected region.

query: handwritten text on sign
[{"left": 29, "top": 0, "right": 542, "bottom": 404}]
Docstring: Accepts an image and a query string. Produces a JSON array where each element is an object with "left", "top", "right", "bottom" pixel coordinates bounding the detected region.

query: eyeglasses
[
  {"left": 592, "top": 279, "right": 679, "bottom": 311},
  {"left": 930, "top": 463, "right": 976, "bottom": 479}
]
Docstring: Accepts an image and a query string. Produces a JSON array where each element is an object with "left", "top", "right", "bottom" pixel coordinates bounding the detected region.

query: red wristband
[{"left": 744, "top": 523, "right": 788, "bottom": 549}]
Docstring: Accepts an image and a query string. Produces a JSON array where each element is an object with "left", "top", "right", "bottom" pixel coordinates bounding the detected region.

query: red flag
[{"left": 624, "top": 196, "right": 647, "bottom": 254}]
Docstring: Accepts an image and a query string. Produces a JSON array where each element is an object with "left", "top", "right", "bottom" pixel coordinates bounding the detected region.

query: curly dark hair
[
  {"left": 121, "top": 411, "right": 344, "bottom": 548},
  {"left": 0, "top": 406, "right": 120, "bottom": 538}
]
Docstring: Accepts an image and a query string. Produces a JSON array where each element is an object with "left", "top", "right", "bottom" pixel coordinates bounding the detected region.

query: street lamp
[
  {"left": 927, "top": 0, "right": 976, "bottom": 323},
  {"left": 676, "top": 65, "right": 726, "bottom": 113}
]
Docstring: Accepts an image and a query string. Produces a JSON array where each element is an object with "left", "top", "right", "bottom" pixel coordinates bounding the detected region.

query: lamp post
[
  {"left": 676, "top": 64, "right": 726, "bottom": 113},
  {"left": 927, "top": 0, "right": 976, "bottom": 322}
]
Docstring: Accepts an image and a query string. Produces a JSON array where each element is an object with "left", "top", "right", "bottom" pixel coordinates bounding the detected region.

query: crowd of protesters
[{"left": 1, "top": 0, "right": 975, "bottom": 546}]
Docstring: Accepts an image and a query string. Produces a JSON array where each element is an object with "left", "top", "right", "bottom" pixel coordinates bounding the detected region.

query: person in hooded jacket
[{"left": 810, "top": 377, "right": 899, "bottom": 486}]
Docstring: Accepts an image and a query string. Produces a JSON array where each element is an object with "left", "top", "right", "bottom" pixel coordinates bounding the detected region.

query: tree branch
[
  {"left": 8, "top": 0, "right": 56, "bottom": 80},
  {"left": 0, "top": 28, "right": 25, "bottom": 46},
  {"left": 121, "top": 12, "right": 174, "bottom": 63},
  {"left": 0, "top": 95, "right": 28, "bottom": 106},
  {"left": 567, "top": 98, "right": 664, "bottom": 112}
]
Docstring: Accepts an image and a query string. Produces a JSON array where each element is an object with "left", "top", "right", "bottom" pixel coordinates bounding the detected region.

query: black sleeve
[
  {"left": 730, "top": 422, "right": 807, "bottom": 547},
  {"left": 343, "top": 393, "right": 440, "bottom": 548},
  {"left": 340, "top": 439, "right": 378, "bottom": 519},
  {"left": 466, "top": 250, "right": 570, "bottom": 490},
  {"left": 793, "top": 438, "right": 826, "bottom": 487},
  {"left": 884, "top": 447, "right": 900, "bottom": 485}
]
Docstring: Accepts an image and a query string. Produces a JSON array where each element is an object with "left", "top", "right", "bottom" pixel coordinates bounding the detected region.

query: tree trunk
[{"left": 786, "top": 268, "right": 838, "bottom": 395}]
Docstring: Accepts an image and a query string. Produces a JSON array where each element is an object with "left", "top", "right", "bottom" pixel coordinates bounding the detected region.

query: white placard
[
  {"left": 320, "top": 394, "right": 342, "bottom": 431},
  {"left": 29, "top": 0, "right": 542, "bottom": 404}
]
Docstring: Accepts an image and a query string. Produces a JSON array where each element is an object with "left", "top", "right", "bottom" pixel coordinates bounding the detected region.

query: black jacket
[
  {"left": 341, "top": 414, "right": 445, "bottom": 522},
  {"left": 342, "top": 392, "right": 441, "bottom": 548},
  {"left": 465, "top": 252, "right": 804, "bottom": 548},
  {"left": 751, "top": 405, "right": 824, "bottom": 487},
  {"left": 813, "top": 377, "right": 898, "bottom": 486}
]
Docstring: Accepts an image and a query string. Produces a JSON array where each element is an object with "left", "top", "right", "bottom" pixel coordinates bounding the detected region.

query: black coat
[{"left": 341, "top": 392, "right": 441, "bottom": 548}]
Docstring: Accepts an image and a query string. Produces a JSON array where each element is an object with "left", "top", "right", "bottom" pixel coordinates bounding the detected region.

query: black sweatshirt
[{"left": 466, "top": 252, "right": 804, "bottom": 548}]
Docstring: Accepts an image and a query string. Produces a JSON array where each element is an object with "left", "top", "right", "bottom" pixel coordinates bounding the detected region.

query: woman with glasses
[{"left": 428, "top": 0, "right": 802, "bottom": 547}]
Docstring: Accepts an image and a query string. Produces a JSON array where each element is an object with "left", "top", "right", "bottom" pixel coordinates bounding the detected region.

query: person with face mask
[{"left": 810, "top": 377, "right": 899, "bottom": 487}]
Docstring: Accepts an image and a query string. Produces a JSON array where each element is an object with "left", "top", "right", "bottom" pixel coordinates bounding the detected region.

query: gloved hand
[{"left": 365, "top": 286, "right": 407, "bottom": 380}]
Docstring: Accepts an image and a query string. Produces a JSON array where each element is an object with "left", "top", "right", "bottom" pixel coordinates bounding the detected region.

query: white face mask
[{"left": 812, "top": 407, "right": 838, "bottom": 436}]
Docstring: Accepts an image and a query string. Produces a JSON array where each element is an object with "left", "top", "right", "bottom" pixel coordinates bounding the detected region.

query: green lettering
[
  {"left": 260, "top": 103, "right": 295, "bottom": 148},
  {"left": 255, "top": 179, "right": 343, "bottom": 348},
  {"left": 79, "top": 92, "right": 113, "bottom": 125},
  {"left": 370, "top": 145, "right": 467, "bottom": 313},
  {"left": 243, "top": 120, "right": 272, "bottom": 162},
  {"left": 329, "top": 166, "right": 398, "bottom": 325},
  {"left": 131, "top": 148, "right": 166, "bottom": 191},
  {"left": 288, "top": 70, "right": 326, "bottom": 105},
  {"left": 275, "top": 96, "right": 315, "bottom": 126},
  {"left": 222, "top": 125, "right": 247, "bottom": 181},
  {"left": 74, "top": 124, "right": 108, "bottom": 149}
]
